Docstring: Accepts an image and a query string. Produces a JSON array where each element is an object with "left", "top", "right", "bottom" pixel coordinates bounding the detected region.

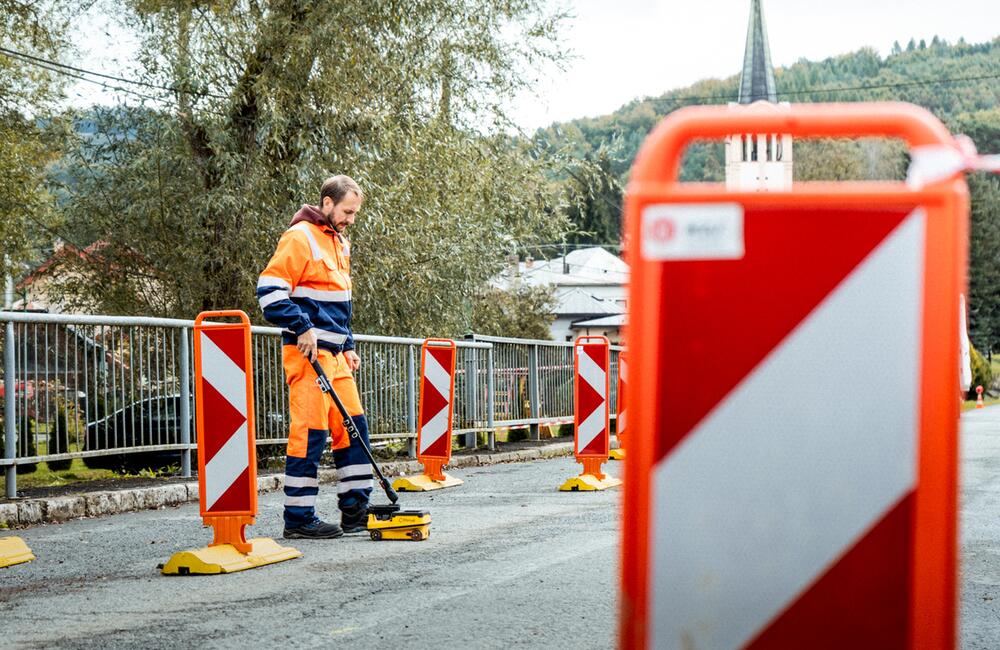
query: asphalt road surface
[
  {"left": 961, "top": 405, "right": 1000, "bottom": 649},
  {"left": 9, "top": 407, "right": 1000, "bottom": 649},
  {"left": 2, "top": 457, "right": 620, "bottom": 649}
]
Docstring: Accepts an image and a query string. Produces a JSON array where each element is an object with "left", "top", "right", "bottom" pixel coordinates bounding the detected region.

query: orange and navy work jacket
[{"left": 257, "top": 212, "right": 354, "bottom": 353}]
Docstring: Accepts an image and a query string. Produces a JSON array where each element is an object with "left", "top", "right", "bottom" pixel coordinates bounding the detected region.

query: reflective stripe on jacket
[{"left": 257, "top": 221, "right": 355, "bottom": 352}]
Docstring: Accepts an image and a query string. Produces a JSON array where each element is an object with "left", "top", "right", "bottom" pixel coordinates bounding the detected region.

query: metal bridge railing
[{"left": 1, "top": 311, "right": 621, "bottom": 498}]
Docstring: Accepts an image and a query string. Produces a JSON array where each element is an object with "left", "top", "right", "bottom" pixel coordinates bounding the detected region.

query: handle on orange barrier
[
  {"left": 575, "top": 335, "right": 610, "bottom": 346},
  {"left": 631, "top": 102, "right": 956, "bottom": 186},
  {"left": 194, "top": 310, "right": 252, "bottom": 328}
]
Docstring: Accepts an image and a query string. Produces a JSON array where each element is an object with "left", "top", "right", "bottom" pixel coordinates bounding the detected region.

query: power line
[
  {"left": 645, "top": 72, "right": 1000, "bottom": 108},
  {"left": 0, "top": 45, "right": 228, "bottom": 100},
  {"left": 2, "top": 50, "right": 169, "bottom": 105},
  {"left": 6, "top": 42, "right": 1000, "bottom": 113}
]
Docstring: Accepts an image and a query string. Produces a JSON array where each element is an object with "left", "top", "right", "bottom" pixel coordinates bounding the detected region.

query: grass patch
[
  {"left": 14, "top": 458, "right": 118, "bottom": 490},
  {"left": 962, "top": 398, "right": 1000, "bottom": 412}
]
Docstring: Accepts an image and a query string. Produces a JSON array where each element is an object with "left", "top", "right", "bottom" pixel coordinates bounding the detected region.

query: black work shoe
[
  {"left": 341, "top": 521, "right": 368, "bottom": 535},
  {"left": 283, "top": 520, "right": 344, "bottom": 539},
  {"left": 341, "top": 514, "right": 368, "bottom": 535}
]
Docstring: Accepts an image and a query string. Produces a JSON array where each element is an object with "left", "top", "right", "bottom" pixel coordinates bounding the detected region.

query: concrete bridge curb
[{"left": 0, "top": 442, "right": 575, "bottom": 529}]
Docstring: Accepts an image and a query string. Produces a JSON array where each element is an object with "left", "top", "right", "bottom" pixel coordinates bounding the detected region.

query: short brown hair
[{"left": 320, "top": 175, "right": 363, "bottom": 206}]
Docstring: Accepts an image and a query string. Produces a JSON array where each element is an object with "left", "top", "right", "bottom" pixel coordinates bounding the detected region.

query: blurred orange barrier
[{"left": 621, "top": 103, "right": 966, "bottom": 648}]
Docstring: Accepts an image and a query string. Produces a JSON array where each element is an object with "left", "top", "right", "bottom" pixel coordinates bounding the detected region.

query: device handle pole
[{"left": 309, "top": 358, "right": 398, "bottom": 504}]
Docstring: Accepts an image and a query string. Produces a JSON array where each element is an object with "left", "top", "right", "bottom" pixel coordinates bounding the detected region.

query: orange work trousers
[{"left": 282, "top": 346, "right": 364, "bottom": 458}]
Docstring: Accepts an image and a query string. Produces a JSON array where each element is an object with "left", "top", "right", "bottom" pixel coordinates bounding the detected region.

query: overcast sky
[
  {"left": 511, "top": 0, "right": 1000, "bottom": 130},
  {"left": 71, "top": 0, "right": 1000, "bottom": 131}
]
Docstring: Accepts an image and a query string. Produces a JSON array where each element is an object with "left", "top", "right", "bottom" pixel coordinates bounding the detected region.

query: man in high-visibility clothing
[{"left": 257, "top": 175, "right": 373, "bottom": 539}]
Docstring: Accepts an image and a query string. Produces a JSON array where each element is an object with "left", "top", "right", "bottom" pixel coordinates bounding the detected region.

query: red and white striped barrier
[
  {"left": 198, "top": 320, "right": 255, "bottom": 520},
  {"left": 162, "top": 311, "right": 300, "bottom": 574},
  {"left": 393, "top": 339, "right": 462, "bottom": 491},
  {"left": 560, "top": 335, "right": 620, "bottom": 491},
  {"left": 610, "top": 351, "right": 627, "bottom": 460},
  {"left": 622, "top": 103, "right": 964, "bottom": 648}
]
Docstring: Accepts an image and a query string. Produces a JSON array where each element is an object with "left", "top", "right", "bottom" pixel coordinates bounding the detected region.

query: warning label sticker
[{"left": 641, "top": 203, "right": 744, "bottom": 261}]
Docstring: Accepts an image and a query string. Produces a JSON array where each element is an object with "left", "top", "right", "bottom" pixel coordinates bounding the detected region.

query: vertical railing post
[
  {"left": 463, "top": 346, "right": 478, "bottom": 449},
  {"left": 4, "top": 320, "right": 16, "bottom": 499},
  {"left": 4, "top": 265, "right": 16, "bottom": 498},
  {"left": 179, "top": 326, "right": 192, "bottom": 477},
  {"left": 487, "top": 345, "right": 496, "bottom": 450},
  {"left": 528, "top": 344, "right": 540, "bottom": 441},
  {"left": 406, "top": 344, "right": 417, "bottom": 458}
]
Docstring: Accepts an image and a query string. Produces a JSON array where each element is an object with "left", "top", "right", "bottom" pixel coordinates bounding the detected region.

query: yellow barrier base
[
  {"left": 392, "top": 472, "right": 463, "bottom": 492},
  {"left": 609, "top": 448, "right": 626, "bottom": 461},
  {"left": 0, "top": 536, "right": 35, "bottom": 568},
  {"left": 161, "top": 537, "right": 301, "bottom": 575},
  {"left": 559, "top": 473, "right": 623, "bottom": 492}
]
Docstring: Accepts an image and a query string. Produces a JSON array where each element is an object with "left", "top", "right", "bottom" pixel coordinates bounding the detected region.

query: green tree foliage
[
  {"left": 0, "top": 1, "right": 78, "bottom": 279},
  {"left": 562, "top": 149, "right": 624, "bottom": 246},
  {"left": 52, "top": 0, "right": 571, "bottom": 337},
  {"left": 541, "top": 38, "right": 1000, "bottom": 184},
  {"left": 471, "top": 285, "right": 555, "bottom": 339},
  {"left": 794, "top": 137, "right": 907, "bottom": 181},
  {"left": 952, "top": 111, "right": 1000, "bottom": 351},
  {"left": 537, "top": 38, "right": 1000, "bottom": 347}
]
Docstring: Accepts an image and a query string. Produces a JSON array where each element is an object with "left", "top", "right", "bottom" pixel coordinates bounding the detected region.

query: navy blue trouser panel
[
  {"left": 283, "top": 428, "right": 327, "bottom": 527},
  {"left": 334, "top": 414, "right": 374, "bottom": 523}
]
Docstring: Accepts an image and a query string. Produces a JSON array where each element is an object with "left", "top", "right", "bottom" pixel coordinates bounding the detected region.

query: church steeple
[
  {"left": 738, "top": 0, "right": 777, "bottom": 104},
  {"left": 725, "top": 0, "right": 792, "bottom": 191}
]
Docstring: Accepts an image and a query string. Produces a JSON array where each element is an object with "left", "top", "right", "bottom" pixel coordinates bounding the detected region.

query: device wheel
[
  {"left": 408, "top": 529, "right": 423, "bottom": 541},
  {"left": 370, "top": 530, "right": 383, "bottom": 541}
]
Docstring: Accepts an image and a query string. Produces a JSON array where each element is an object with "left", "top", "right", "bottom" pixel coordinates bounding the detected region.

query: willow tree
[
  {"left": 59, "top": 0, "right": 571, "bottom": 337},
  {"left": 0, "top": 1, "right": 77, "bottom": 281}
]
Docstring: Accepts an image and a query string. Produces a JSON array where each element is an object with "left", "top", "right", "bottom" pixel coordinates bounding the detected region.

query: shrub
[
  {"left": 969, "top": 344, "right": 993, "bottom": 400},
  {"left": 16, "top": 417, "right": 37, "bottom": 475},
  {"left": 46, "top": 406, "right": 72, "bottom": 471}
]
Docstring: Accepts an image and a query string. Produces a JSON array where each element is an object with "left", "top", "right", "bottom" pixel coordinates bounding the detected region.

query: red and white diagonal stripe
[
  {"left": 649, "top": 208, "right": 925, "bottom": 647},
  {"left": 576, "top": 343, "right": 608, "bottom": 455},
  {"left": 418, "top": 346, "right": 454, "bottom": 457},
  {"left": 199, "top": 329, "right": 251, "bottom": 513}
]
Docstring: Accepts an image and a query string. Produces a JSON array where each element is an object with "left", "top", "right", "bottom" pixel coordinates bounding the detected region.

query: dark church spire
[{"left": 738, "top": 0, "right": 778, "bottom": 104}]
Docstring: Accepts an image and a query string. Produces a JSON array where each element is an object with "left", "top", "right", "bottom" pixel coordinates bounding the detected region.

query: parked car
[{"left": 83, "top": 395, "right": 194, "bottom": 473}]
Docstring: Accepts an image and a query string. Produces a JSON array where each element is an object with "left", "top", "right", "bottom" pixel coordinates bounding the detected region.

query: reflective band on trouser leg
[
  {"left": 283, "top": 428, "right": 327, "bottom": 527},
  {"left": 334, "top": 415, "right": 374, "bottom": 519}
]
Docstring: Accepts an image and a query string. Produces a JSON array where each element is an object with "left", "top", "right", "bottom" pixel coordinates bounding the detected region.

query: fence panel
[{"left": 2, "top": 311, "right": 624, "bottom": 497}]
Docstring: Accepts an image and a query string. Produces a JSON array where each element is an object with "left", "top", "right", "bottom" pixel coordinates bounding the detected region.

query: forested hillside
[
  {"left": 539, "top": 37, "right": 1000, "bottom": 349},
  {"left": 538, "top": 37, "right": 1000, "bottom": 178}
]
